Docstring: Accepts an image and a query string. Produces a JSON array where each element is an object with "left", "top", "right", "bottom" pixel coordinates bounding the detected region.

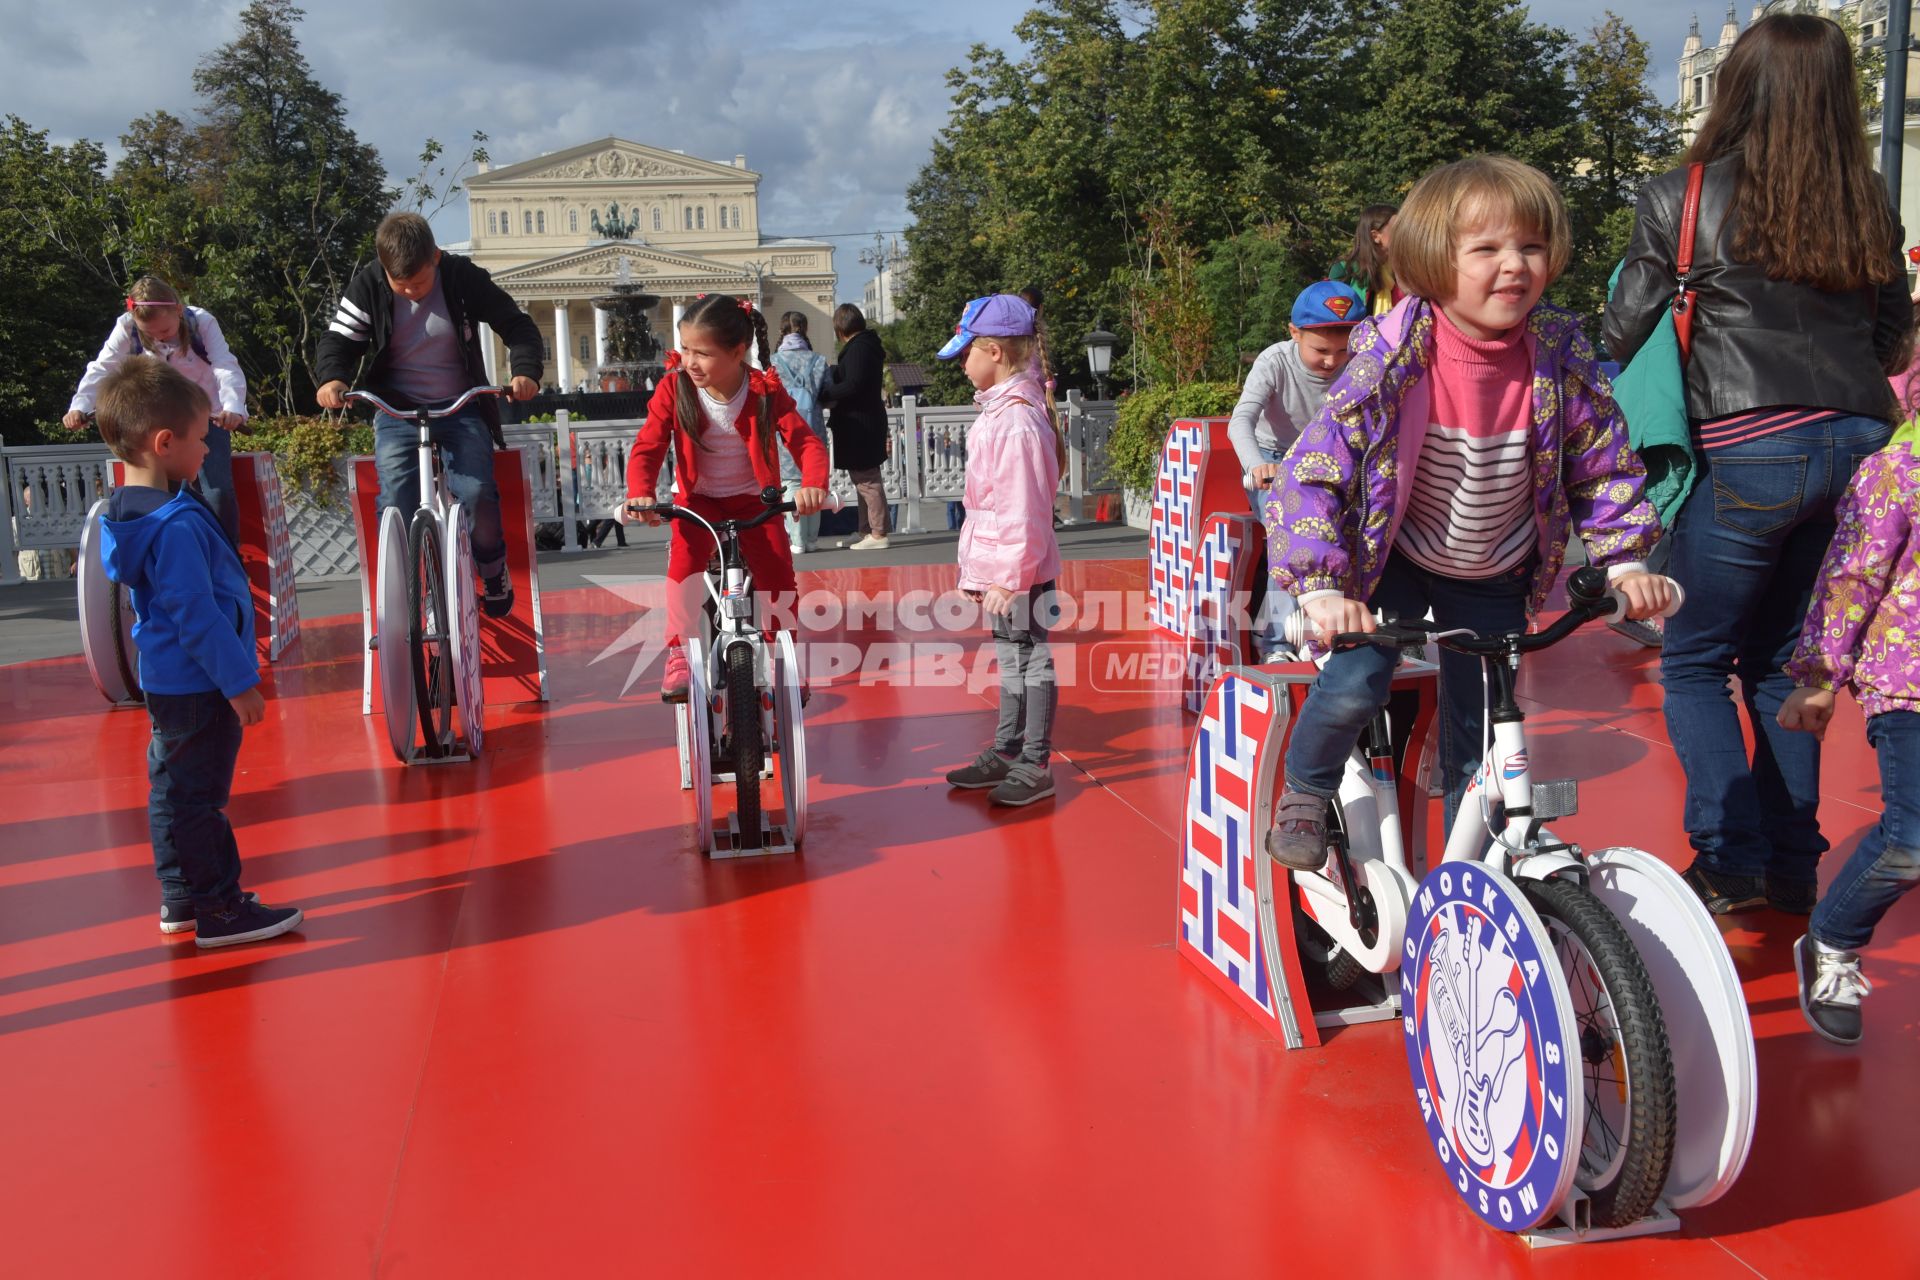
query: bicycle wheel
[
  {"left": 406, "top": 512, "right": 454, "bottom": 758},
  {"left": 1520, "top": 876, "right": 1677, "bottom": 1227},
  {"left": 109, "top": 582, "right": 143, "bottom": 704},
  {"left": 726, "top": 640, "right": 763, "bottom": 848}
]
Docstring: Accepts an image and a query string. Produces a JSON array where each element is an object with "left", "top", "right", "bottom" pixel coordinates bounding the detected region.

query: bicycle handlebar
[
  {"left": 343, "top": 386, "right": 509, "bottom": 421},
  {"left": 1281, "top": 567, "right": 1685, "bottom": 656}
]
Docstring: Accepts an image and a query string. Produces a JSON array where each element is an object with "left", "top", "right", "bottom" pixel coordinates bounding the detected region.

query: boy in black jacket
[{"left": 316, "top": 213, "right": 543, "bottom": 616}]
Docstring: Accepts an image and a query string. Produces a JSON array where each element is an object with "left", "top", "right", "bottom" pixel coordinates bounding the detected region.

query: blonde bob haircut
[{"left": 1390, "top": 155, "right": 1571, "bottom": 301}]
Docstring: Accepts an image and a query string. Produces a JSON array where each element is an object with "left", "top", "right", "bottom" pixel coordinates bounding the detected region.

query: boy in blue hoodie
[{"left": 98, "top": 360, "right": 303, "bottom": 949}]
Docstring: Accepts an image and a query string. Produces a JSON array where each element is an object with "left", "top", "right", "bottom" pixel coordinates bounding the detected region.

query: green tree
[
  {"left": 190, "top": 0, "right": 387, "bottom": 413},
  {"left": 1323, "top": 0, "right": 1579, "bottom": 201},
  {"left": 114, "top": 110, "right": 216, "bottom": 289},
  {"left": 0, "top": 117, "right": 126, "bottom": 445},
  {"left": 1561, "top": 13, "right": 1682, "bottom": 317}
]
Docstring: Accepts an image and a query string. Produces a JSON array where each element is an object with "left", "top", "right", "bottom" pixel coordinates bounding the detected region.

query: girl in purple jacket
[
  {"left": 1778, "top": 420, "right": 1920, "bottom": 1044},
  {"left": 937, "top": 294, "right": 1066, "bottom": 809},
  {"left": 1265, "top": 157, "right": 1670, "bottom": 869}
]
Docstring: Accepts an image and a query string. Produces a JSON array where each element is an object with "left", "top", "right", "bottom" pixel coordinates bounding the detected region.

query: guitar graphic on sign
[{"left": 1430, "top": 913, "right": 1528, "bottom": 1169}]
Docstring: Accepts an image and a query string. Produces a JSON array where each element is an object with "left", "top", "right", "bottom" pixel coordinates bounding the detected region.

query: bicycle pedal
[{"left": 1531, "top": 778, "right": 1579, "bottom": 821}]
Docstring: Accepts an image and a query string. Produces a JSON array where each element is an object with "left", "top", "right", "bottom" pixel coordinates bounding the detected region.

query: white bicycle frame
[{"left": 1282, "top": 582, "right": 1674, "bottom": 973}]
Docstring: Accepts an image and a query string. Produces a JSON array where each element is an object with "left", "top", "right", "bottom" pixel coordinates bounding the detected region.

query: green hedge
[
  {"left": 1107, "top": 382, "right": 1243, "bottom": 493},
  {"left": 231, "top": 416, "right": 373, "bottom": 508}
]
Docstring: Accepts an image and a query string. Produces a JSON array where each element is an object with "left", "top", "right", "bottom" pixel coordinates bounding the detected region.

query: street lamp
[{"left": 1082, "top": 322, "right": 1118, "bottom": 401}]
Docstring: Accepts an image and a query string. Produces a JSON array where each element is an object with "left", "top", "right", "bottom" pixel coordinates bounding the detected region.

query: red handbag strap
[{"left": 1677, "top": 162, "right": 1706, "bottom": 279}]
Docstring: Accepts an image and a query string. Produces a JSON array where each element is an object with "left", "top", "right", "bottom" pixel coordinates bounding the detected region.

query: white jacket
[{"left": 70, "top": 308, "right": 248, "bottom": 422}]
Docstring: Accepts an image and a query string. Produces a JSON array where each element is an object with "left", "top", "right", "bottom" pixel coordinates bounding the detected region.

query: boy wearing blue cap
[{"left": 1229, "top": 280, "right": 1365, "bottom": 656}]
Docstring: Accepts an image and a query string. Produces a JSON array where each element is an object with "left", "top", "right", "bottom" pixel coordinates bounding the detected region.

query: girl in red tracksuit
[{"left": 625, "top": 294, "right": 830, "bottom": 700}]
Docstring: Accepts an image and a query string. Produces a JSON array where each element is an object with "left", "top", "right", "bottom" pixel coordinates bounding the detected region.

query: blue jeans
[
  {"left": 1660, "top": 415, "right": 1891, "bottom": 883},
  {"left": 147, "top": 689, "right": 245, "bottom": 912},
  {"left": 192, "top": 422, "right": 239, "bottom": 546},
  {"left": 373, "top": 409, "right": 506, "bottom": 578},
  {"left": 1810, "top": 711, "right": 1920, "bottom": 951},
  {"left": 1284, "top": 550, "right": 1532, "bottom": 831},
  {"left": 991, "top": 582, "right": 1059, "bottom": 768}
]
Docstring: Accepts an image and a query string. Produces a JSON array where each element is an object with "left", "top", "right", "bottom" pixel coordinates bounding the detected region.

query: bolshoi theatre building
[{"left": 456, "top": 136, "right": 838, "bottom": 390}]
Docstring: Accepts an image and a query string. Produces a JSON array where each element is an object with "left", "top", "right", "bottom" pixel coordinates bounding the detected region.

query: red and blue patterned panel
[
  {"left": 1149, "top": 421, "right": 1206, "bottom": 637},
  {"left": 1184, "top": 514, "right": 1259, "bottom": 714},
  {"left": 1178, "top": 672, "right": 1280, "bottom": 1031}
]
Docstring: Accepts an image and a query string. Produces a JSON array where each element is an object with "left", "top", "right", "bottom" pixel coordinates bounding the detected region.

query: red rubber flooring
[{"left": 1, "top": 559, "right": 1915, "bottom": 1277}]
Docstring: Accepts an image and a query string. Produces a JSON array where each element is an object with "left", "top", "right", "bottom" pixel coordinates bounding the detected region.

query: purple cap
[
  {"left": 936, "top": 294, "right": 1037, "bottom": 360},
  {"left": 1291, "top": 280, "right": 1365, "bottom": 329}
]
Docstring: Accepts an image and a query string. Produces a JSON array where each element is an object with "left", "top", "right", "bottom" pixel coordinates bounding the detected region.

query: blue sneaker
[
  {"left": 159, "top": 891, "right": 258, "bottom": 934},
  {"left": 194, "top": 900, "right": 304, "bottom": 950}
]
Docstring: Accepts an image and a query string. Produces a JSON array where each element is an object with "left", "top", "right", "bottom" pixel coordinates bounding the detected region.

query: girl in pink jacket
[
  {"left": 1778, "top": 418, "right": 1920, "bottom": 1045},
  {"left": 937, "top": 294, "right": 1065, "bottom": 807}
]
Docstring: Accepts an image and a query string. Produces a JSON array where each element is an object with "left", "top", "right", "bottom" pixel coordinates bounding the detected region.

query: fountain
[{"left": 590, "top": 256, "right": 666, "bottom": 392}]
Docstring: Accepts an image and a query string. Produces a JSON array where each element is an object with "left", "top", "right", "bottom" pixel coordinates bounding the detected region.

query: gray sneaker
[
  {"left": 990, "top": 762, "right": 1055, "bottom": 807},
  {"left": 1266, "top": 791, "right": 1331, "bottom": 870},
  {"left": 1608, "top": 616, "right": 1665, "bottom": 649},
  {"left": 1795, "top": 934, "right": 1870, "bottom": 1045},
  {"left": 948, "top": 749, "right": 1015, "bottom": 790}
]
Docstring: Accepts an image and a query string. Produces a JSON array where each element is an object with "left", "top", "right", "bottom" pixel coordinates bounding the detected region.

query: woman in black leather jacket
[{"left": 1603, "top": 12, "right": 1914, "bottom": 918}]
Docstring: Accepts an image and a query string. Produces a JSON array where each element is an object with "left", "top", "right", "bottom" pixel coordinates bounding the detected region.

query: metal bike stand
[
  {"left": 711, "top": 816, "right": 799, "bottom": 860},
  {"left": 1523, "top": 1191, "right": 1681, "bottom": 1249}
]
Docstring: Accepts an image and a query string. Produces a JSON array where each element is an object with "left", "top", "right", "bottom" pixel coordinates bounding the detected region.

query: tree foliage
[{"left": 900, "top": 0, "right": 1680, "bottom": 403}]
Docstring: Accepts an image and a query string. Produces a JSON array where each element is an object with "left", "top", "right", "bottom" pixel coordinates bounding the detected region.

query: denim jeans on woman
[
  {"left": 991, "top": 582, "right": 1060, "bottom": 769},
  {"left": 1660, "top": 414, "right": 1892, "bottom": 886},
  {"left": 1283, "top": 549, "right": 1532, "bottom": 832},
  {"left": 1809, "top": 711, "right": 1920, "bottom": 951}
]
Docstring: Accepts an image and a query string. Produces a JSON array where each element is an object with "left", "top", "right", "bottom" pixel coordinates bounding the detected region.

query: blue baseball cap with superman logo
[{"left": 1291, "top": 280, "right": 1365, "bottom": 329}]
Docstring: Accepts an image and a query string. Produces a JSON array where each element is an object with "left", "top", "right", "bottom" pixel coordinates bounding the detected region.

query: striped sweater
[{"left": 1395, "top": 309, "right": 1536, "bottom": 578}]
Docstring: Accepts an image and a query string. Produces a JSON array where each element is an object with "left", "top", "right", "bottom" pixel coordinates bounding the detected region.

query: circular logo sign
[{"left": 1401, "top": 863, "right": 1580, "bottom": 1231}]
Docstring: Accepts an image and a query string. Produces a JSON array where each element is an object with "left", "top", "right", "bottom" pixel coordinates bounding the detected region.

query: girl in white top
[{"left": 66, "top": 276, "right": 248, "bottom": 542}]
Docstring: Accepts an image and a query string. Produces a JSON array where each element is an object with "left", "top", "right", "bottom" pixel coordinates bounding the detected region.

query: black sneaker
[
  {"left": 159, "top": 891, "right": 259, "bottom": 934},
  {"left": 481, "top": 571, "right": 515, "bottom": 618},
  {"left": 1767, "top": 877, "right": 1818, "bottom": 915},
  {"left": 947, "top": 749, "right": 1014, "bottom": 790},
  {"left": 989, "top": 763, "right": 1055, "bottom": 807},
  {"left": 1794, "top": 934, "right": 1869, "bottom": 1045},
  {"left": 1267, "top": 791, "right": 1331, "bottom": 870},
  {"left": 1682, "top": 861, "right": 1766, "bottom": 915},
  {"left": 195, "top": 900, "right": 304, "bottom": 950}
]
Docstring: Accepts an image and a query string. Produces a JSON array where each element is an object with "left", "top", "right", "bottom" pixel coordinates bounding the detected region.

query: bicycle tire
[
  {"left": 1520, "top": 876, "right": 1677, "bottom": 1227},
  {"left": 1324, "top": 947, "right": 1365, "bottom": 992},
  {"left": 109, "top": 582, "right": 143, "bottom": 704},
  {"left": 726, "top": 641, "right": 763, "bottom": 848},
  {"left": 407, "top": 513, "right": 453, "bottom": 758}
]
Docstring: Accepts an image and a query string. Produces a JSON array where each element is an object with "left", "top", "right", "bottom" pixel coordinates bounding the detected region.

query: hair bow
[
  {"left": 663, "top": 349, "right": 683, "bottom": 373},
  {"left": 738, "top": 299, "right": 755, "bottom": 314}
]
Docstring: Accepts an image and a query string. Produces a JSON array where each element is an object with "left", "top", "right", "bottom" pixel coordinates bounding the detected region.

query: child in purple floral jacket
[
  {"left": 1779, "top": 420, "right": 1920, "bottom": 1045},
  {"left": 1264, "top": 156, "right": 1670, "bottom": 869}
]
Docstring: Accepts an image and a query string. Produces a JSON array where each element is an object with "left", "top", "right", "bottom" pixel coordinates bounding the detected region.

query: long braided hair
[
  {"left": 995, "top": 314, "right": 1067, "bottom": 473},
  {"left": 674, "top": 293, "right": 777, "bottom": 472}
]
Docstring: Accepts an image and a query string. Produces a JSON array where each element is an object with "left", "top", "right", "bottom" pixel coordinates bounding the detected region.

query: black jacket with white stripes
[{"left": 315, "top": 252, "right": 543, "bottom": 435}]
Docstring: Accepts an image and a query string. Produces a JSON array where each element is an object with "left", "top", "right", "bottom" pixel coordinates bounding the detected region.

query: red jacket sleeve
[
  {"left": 769, "top": 382, "right": 830, "bottom": 488},
  {"left": 627, "top": 377, "right": 679, "bottom": 498}
]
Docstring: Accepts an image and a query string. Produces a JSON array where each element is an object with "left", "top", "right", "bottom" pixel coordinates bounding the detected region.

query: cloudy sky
[{"left": 2, "top": 0, "right": 1701, "bottom": 301}]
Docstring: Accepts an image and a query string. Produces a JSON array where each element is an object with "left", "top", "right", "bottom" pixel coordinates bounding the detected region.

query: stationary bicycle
[
  {"left": 1272, "top": 568, "right": 1755, "bottom": 1236},
  {"left": 79, "top": 494, "right": 142, "bottom": 707},
  {"left": 345, "top": 386, "right": 506, "bottom": 765},
  {"left": 628, "top": 487, "right": 812, "bottom": 858}
]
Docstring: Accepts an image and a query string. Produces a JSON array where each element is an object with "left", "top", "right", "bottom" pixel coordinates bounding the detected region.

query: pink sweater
[
  {"left": 1395, "top": 309, "right": 1536, "bottom": 578},
  {"left": 957, "top": 371, "right": 1063, "bottom": 593}
]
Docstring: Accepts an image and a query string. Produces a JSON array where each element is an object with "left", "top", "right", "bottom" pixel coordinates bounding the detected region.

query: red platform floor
[{"left": 1, "top": 557, "right": 1915, "bottom": 1278}]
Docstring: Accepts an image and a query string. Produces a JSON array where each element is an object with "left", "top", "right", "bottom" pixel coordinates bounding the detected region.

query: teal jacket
[{"left": 1606, "top": 261, "right": 1698, "bottom": 528}]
